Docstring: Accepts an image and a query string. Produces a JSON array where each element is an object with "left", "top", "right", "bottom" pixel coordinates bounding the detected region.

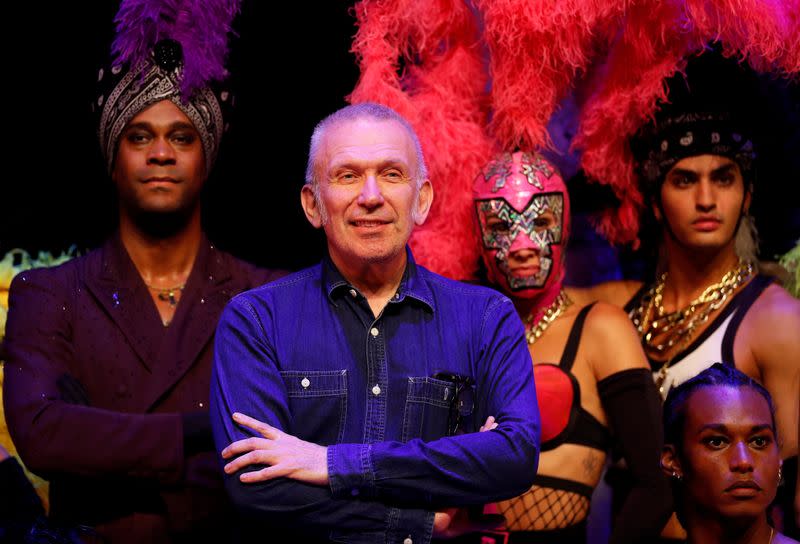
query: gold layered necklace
[
  {"left": 630, "top": 260, "right": 754, "bottom": 393},
  {"left": 525, "top": 289, "right": 573, "bottom": 345}
]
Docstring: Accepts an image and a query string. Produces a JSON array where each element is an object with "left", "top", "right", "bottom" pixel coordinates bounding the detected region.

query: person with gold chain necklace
[
  {"left": 473, "top": 151, "right": 672, "bottom": 543},
  {"left": 578, "top": 108, "right": 800, "bottom": 541}
]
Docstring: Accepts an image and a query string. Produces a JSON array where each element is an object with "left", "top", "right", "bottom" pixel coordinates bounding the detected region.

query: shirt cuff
[{"left": 328, "top": 443, "right": 375, "bottom": 499}]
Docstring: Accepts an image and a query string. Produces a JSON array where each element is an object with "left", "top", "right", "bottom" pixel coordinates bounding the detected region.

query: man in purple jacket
[{"left": 2, "top": 24, "right": 283, "bottom": 544}]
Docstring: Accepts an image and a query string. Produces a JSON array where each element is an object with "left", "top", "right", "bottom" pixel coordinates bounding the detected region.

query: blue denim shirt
[{"left": 210, "top": 250, "right": 540, "bottom": 543}]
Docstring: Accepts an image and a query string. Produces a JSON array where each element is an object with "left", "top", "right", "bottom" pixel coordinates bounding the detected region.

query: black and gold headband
[{"left": 635, "top": 112, "right": 756, "bottom": 195}]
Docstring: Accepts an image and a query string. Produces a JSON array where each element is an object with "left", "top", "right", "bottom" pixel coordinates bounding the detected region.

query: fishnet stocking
[{"left": 496, "top": 484, "right": 590, "bottom": 531}]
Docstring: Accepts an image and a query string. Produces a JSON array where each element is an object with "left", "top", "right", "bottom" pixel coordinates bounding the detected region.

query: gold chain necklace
[
  {"left": 630, "top": 260, "right": 754, "bottom": 394},
  {"left": 525, "top": 289, "right": 573, "bottom": 345}
]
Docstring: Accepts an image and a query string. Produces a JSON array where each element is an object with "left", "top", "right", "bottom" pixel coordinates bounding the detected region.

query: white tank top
[
  {"left": 627, "top": 275, "right": 772, "bottom": 400},
  {"left": 653, "top": 311, "right": 737, "bottom": 399}
]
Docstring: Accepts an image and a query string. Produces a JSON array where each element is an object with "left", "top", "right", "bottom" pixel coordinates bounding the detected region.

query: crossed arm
[
  {"left": 221, "top": 413, "right": 500, "bottom": 486},
  {"left": 3, "top": 271, "right": 186, "bottom": 482},
  {"left": 209, "top": 296, "right": 541, "bottom": 539},
  {"left": 222, "top": 412, "right": 503, "bottom": 536}
]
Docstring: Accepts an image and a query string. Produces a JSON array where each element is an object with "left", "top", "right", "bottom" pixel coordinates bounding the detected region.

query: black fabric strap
[
  {"left": 720, "top": 274, "right": 774, "bottom": 366},
  {"left": 569, "top": 407, "right": 611, "bottom": 451},
  {"left": 547, "top": 301, "right": 610, "bottom": 452},
  {"left": 532, "top": 474, "right": 594, "bottom": 498},
  {"left": 559, "top": 303, "right": 595, "bottom": 372}
]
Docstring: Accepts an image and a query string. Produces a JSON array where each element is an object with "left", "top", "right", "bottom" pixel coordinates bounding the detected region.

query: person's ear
[
  {"left": 652, "top": 196, "right": 663, "bottom": 222},
  {"left": 743, "top": 186, "right": 752, "bottom": 215},
  {"left": 661, "top": 444, "right": 683, "bottom": 480},
  {"left": 413, "top": 179, "right": 434, "bottom": 226},
  {"left": 301, "top": 184, "right": 323, "bottom": 229}
]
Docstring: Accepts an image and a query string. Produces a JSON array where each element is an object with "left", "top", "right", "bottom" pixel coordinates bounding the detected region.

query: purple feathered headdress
[
  {"left": 111, "top": 0, "right": 241, "bottom": 95},
  {"left": 96, "top": 0, "right": 241, "bottom": 173}
]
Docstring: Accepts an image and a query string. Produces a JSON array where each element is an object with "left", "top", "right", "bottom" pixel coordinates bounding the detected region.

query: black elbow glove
[{"left": 598, "top": 368, "right": 673, "bottom": 544}]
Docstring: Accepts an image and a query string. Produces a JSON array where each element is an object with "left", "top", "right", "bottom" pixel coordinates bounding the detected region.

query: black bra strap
[{"left": 559, "top": 303, "right": 595, "bottom": 372}]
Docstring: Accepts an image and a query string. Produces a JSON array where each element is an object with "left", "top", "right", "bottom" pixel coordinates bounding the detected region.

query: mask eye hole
[
  {"left": 532, "top": 211, "right": 556, "bottom": 231},
  {"left": 485, "top": 215, "right": 510, "bottom": 234}
]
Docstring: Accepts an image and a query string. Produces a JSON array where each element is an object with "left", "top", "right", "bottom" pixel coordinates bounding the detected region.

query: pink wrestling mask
[{"left": 473, "top": 151, "right": 570, "bottom": 298}]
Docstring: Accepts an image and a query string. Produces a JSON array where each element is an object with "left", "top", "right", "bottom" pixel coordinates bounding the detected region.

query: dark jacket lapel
[
  {"left": 137, "top": 239, "right": 234, "bottom": 412},
  {"left": 83, "top": 235, "right": 164, "bottom": 372}
]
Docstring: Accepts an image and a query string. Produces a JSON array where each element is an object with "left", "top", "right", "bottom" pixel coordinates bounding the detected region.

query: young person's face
[
  {"left": 656, "top": 155, "right": 749, "bottom": 253},
  {"left": 113, "top": 100, "right": 206, "bottom": 218},
  {"left": 662, "top": 385, "right": 780, "bottom": 521}
]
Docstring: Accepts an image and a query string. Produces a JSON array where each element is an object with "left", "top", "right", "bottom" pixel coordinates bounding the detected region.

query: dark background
[
  {"left": 4, "top": 1, "right": 359, "bottom": 271},
  {"left": 4, "top": 2, "right": 798, "bottom": 275}
]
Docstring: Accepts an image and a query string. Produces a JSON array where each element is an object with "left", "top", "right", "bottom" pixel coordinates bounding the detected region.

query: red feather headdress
[{"left": 350, "top": 0, "right": 799, "bottom": 276}]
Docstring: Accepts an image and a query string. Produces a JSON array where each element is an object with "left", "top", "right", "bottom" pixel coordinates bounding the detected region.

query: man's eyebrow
[
  {"left": 376, "top": 159, "right": 409, "bottom": 170},
  {"left": 122, "top": 122, "right": 151, "bottom": 132},
  {"left": 668, "top": 168, "right": 699, "bottom": 179},
  {"left": 710, "top": 163, "right": 738, "bottom": 177},
  {"left": 123, "top": 121, "right": 197, "bottom": 132},
  {"left": 697, "top": 423, "right": 773, "bottom": 434},
  {"left": 169, "top": 121, "right": 197, "bottom": 131},
  {"left": 745, "top": 424, "right": 774, "bottom": 434},
  {"left": 329, "top": 159, "right": 410, "bottom": 172}
]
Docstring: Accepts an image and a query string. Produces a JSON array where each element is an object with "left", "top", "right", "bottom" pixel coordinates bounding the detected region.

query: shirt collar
[{"left": 322, "top": 247, "right": 435, "bottom": 312}]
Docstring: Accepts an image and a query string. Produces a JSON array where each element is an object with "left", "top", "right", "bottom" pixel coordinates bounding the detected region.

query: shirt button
[
  {"left": 404, "top": 538, "right": 413, "bottom": 544},
  {"left": 349, "top": 289, "right": 357, "bottom": 298},
  {"left": 393, "top": 293, "right": 400, "bottom": 300},
  {"left": 372, "top": 384, "right": 381, "bottom": 396},
  {"left": 301, "top": 377, "right": 310, "bottom": 388},
  {"left": 370, "top": 327, "right": 379, "bottom": 337}
]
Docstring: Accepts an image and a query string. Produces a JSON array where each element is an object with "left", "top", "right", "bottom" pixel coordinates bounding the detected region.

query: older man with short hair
[{"left": 210, "top": 103, "right": 541, "bottom": 543}]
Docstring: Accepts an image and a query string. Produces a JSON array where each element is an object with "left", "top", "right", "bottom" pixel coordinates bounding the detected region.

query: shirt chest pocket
[
  {"left": 401, "top": 376, "right": 454, "bottom": 443},
  {"left": 280, "top": 369, "right": 348, "bottom": 446}
]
